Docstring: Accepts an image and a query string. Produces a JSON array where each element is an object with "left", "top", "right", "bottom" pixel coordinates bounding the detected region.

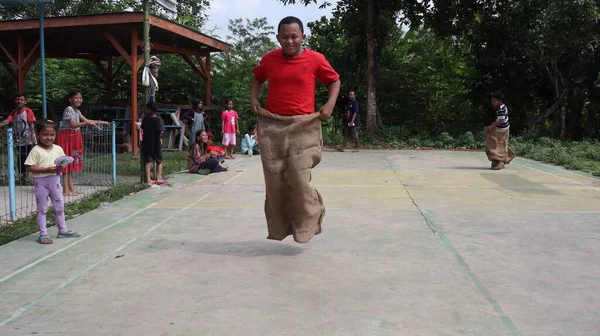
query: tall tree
[
  {"left": 211, "top": 18, "right": 277, "bottom": 117},
  {"left": 278, "top": 0, "right": 413, "bottom": 136}
]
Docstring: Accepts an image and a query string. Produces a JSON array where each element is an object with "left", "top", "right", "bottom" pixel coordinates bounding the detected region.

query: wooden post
[
  {"left": 131, "top": 29, "right": 139, "bottom": 156},
  {"left": 205, "top": 54, "right": 211, "bottom": 106},
  {"left": 17, "top": 32, "right": 24, "bottom": 92},
  {"left": 107, "top": 57, "right": 113, "bottom": 101}
]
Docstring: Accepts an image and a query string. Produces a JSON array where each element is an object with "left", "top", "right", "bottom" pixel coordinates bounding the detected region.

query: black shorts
[
  {"left": 344, "top": 125, "right": 358, "bottom": 139},
  {"left": 143, "top": 150, "right": 163, "bottom": 164}
]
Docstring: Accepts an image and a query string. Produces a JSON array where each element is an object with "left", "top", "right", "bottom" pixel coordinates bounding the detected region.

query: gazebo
[{"left": 0, "top": 12, "right": 230, "bottom": 153}]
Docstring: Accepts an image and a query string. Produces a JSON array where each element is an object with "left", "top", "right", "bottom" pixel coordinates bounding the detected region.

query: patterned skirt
[{"left": 56, "top": 129, "right": 84, "bottom": 173}]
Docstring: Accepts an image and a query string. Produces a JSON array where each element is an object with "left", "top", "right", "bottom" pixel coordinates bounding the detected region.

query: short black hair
[
  {"left": 68, "top": 89, "right": 82, "bottom": 99},
  {"left": 13, "top": 92, "right": 26, "bottom": 99},
  {"left": 247, "top": 123, "right": 257, "bottom": 133},
  {"left": 146, "top": 101, "right": 158, "bottom": 111},
  {"left": 34, "top": 119, "right": 57, "bottom": 134},
  {"left": 491, "top": 90, "right": 504, "bottom": 101},
  {"left": 278, "top": 16, "right": 304, "bottom": 34}
]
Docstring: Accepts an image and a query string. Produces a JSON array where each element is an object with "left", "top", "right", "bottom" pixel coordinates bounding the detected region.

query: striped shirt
[{"left": 495, "top": 104, "right": 509, "bottom": 130}]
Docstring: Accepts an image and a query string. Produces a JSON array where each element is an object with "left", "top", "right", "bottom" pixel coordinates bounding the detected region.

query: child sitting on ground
[
  {"left": 188, "top": 130, "right": 229, "bottom": 175},
  {"left": 241, "top": 123, "right": 260, "bottom": 156},
  {"left": 207, "top": 132, "right": 226, "bottom": 163}
]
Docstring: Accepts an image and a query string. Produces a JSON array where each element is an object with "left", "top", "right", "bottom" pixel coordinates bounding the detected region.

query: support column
[
  {"left": 107, "top": 57, "right": 113, "bottom": 101},
  {"left": 17, "top": 33, "right": 24, "bottom": 92},
  {"left": 205, "top": 54, "right": 211, "bottom": 106}
]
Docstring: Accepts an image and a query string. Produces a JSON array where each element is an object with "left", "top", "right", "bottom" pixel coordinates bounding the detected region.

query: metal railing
[{"left": 0, "top": 122, "right": 118, "bottom": 226}]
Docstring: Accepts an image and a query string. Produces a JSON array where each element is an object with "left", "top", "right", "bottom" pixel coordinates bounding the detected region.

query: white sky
[{"left": 204, "top": 0, "right": 334, "bottom": 40}]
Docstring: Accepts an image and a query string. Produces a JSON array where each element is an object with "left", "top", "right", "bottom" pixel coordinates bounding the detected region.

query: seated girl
[
  {"left": 188, "top": 130, "right": 229, "bottom": 175},
  {"left": 206, "top": 132, "right": 226, "bottom": 163},
  {"left": 241, "top": 123, "right": 260, "bottom": 156}
]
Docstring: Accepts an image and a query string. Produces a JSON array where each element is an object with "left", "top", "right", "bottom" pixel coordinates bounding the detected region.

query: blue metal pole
[
  {"left": 39, "top": 4, "right": 47, "bottom": 118},
  {"left": 111, "top": 121, "right": 117, "bottom": 185},
  {"left": 7, "top": 128, "right": 17, "bottom": 222}
]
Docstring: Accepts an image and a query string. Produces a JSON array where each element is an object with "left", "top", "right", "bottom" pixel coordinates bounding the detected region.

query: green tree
[
  {"left": 415, "top": 0, "right": 600, "bottom": 139},
  {"left": 210, "top": 17, "right": 277, "bottom": 132}
]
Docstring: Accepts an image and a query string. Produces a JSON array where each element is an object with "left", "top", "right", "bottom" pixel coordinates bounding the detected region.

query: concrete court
[{"left": 0, "top": 150, "right": 599, "bottom": 336}]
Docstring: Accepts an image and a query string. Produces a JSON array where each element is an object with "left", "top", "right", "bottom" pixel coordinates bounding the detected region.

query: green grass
[
  {"left": 116, "top": 151, "right": 189, "bottom": 176},
  {"left": 323, "top": 128, "right": 600, "bottom": 176},
  {"left": 0, "top": 183, "right": 147, "bottom": 246},
  {"left": 510, "top": 137, "right": 600, "bottom": 176}
]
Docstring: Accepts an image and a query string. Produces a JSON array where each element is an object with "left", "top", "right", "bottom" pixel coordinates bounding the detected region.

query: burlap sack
[
  {"left": 484, "top": 126, "right": 516, "bottom": 164},
  {"left": 257, "top": 108, "right": 325, "bottom": 243}
]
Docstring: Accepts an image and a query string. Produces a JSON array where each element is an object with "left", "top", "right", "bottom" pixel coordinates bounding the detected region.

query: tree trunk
[
  {"left": 559, "top": 106, "right": 567, "bottom": 140},
  {"left": 365, "top": 0, "right": 377, "bottom": 137},
  {"left": 568, "top": 88, "right": 585, "bottom": 140},
  {"left": 376, "top": 104, "right": 383, "bottom": 129}
]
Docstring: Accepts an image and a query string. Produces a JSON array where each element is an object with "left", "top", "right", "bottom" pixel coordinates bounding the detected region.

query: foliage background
[{"left": 0, "top": 0, "right": 599, "bottom": 142}]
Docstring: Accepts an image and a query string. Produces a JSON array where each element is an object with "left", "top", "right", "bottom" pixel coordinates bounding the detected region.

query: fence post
[
  {"left": 111, "top": 121, "right": 117, "bottom": 185},
  {"left": 7, "top": 128, "right": 17, "bottom": 222}
]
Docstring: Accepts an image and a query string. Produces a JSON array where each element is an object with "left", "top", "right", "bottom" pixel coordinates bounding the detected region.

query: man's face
[
  {"left": 277, "top": 23, "right": 306, "bottom": 57},
  {"left": 491, "top": 98, "right": 501, "bottom": 108},
  {"left": 348, "top": 92, "right": 355, "bottom": 101},
  {"left": 14, "top": 96, "right": 26, "bottom": 109}
]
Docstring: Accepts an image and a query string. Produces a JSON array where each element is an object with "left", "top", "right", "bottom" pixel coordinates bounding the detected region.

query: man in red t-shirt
[
  {"left": 250, "top": 16, "right": 341, "bottom": 243},
  {"left": 251, "top": 22, "right": 340, "bottom": 116},
  {"left": 0, "top": 92, "right": 37, "bottom": 178}
]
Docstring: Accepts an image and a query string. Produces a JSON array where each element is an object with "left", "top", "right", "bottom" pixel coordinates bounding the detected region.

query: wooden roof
[{"left": 0, "top": 12, "right": 230, "bottom": 61}]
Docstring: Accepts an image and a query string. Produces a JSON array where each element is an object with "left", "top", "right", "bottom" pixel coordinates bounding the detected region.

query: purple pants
[{"left": 34, "top": 175, "right": 67, "bottom": 236}]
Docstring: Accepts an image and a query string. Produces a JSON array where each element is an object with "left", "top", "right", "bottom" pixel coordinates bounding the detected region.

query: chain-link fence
[{"left": 0, "top": 123, "right": 117, "bottom": 226}]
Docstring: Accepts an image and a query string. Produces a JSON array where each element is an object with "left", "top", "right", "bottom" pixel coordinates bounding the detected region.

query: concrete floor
[
  {"left": 0, "top": 185, "right": 111, "bottom": 225},
  {"left": 0, "top": 150, "right": 599, "bottom": 336}
]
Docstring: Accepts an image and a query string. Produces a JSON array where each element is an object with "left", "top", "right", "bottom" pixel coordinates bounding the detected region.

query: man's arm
[
  {"left": 350, "top": 103, "right": 358, "bottom": 125},
  {"left": 29, "top": 122, "right": 37, "bottom": 143},
  {"left": 318, "top": 79, "right": 341, "bottom": 120},
  {"left": 250, "top": 77, "right": 264, "bottom": 115},
  {"left": 0, "top": 112, "right": 15, "bottom": 127}
]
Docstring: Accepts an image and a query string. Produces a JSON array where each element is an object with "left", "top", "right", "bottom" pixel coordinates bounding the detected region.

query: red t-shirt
[
  {"left": 252, "top": 48, "right": 340, "bottom": 116},
  {"left": 221, "top": 110, "right": 238, "bottom": 133},
  {"left": 5, "top": 107, "right": 36, "bottom": 124}
]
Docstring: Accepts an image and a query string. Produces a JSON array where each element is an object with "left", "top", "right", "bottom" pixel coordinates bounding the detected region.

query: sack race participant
[{"left": 250, "top": 16, "right": 341, "bottom": 243}]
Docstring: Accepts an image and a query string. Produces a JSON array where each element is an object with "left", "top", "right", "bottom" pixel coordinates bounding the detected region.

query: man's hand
[
  {"left": 47, "top": 166, "right": 58, "bottom": 174},
  {"left": 318, "top": 102, "right": 335, "bottom": 120},
  {"left": 250, "top": 98, "right": 261, "bottom": 115}
]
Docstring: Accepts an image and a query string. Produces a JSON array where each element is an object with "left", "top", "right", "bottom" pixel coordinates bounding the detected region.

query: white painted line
[
  {"left": 0, "top": 192, "right": 213, "bottom": 327},
  {"left": 0, "top": 202, "right": 158, "bottom": 285},
  {"left": 0, "top": 158, "right": 251, "bottom": 285},
  {"left": 223, "top": 169, "right": 249, "bottom": 185}
]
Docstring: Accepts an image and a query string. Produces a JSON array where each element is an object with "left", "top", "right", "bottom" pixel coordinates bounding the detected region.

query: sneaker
[{"left": 197, "top": 169, "right": 211, "bottom": 175}]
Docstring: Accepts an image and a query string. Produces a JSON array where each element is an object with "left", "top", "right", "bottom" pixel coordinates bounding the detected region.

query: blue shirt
[
  {"left": 241, "top": 133, "right": 257, "bottom": 153},
  {"left": 346, "top": 100, "right": 359, "bottom": 126}
]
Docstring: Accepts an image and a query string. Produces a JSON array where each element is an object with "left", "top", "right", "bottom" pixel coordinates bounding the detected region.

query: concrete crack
[{"left": 384, "top": 158, "right": 437, "bottom": 235}]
